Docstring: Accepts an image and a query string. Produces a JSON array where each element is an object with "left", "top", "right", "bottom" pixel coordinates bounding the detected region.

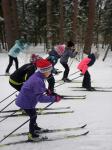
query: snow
[{"left": 0, "top": 45, "right": 112, "bottom": 150}]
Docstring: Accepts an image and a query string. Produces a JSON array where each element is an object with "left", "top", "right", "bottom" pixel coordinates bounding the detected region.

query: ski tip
[
  {"left": 83, "top": 131, "right": 89, "bottom": 135},
  {"left": 81, "top": 124, "right": 87, "bottom": 128}
]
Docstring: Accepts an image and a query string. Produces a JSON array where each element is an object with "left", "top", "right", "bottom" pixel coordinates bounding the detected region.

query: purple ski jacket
[{"left": 16, "top": 71, "right": 56, "bottom": 109}]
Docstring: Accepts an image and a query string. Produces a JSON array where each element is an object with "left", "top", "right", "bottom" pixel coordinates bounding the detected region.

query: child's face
[{"left": 43, "top": 71, "right": 51, "bottom": 78}]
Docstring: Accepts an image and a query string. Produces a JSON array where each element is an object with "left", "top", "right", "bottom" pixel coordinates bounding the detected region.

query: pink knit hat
[
  {"left": 30, "top": 54, "right": 42, "bottom": 64},
  {"left": 36, "top": 59, "right": 52, "bottom": 73},
  {"left": 55, "top": 44, "right": 65, "bottom": 56}
]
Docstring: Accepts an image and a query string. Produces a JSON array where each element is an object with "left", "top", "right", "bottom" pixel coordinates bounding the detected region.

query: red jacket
[{"left": 77, "top": 57, "right": 91, "bottom": 74}]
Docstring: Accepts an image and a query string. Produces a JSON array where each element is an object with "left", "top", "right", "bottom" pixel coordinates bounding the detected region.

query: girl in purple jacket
[{"left": 16, "top": 59, "right": 62, "bottom": 141}]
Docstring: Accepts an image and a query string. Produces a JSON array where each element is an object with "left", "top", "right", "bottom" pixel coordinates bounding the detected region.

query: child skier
[
  {"left": 9, "top": 54, "right": 56, "bottom": 93},
  {"left": 15, "top": 59, "right": 62, "bottom": 141},
  {"left": 5, "top": 38, "right": 28, "bottom": 75},
  {"left": 77, "top": 52, "right": 99, "bottom": 91},
  {"left": 9, "top": 54, "right": 42, "bottom": 91},
  {"left": 47, "top": 44, "right": 65, "bottom": 74},
  {"left": 46, "top": 44, "right": 65, "bottom": 93},
  {"left": 60, "top": 41, "right": 78, "bottom": 82}
]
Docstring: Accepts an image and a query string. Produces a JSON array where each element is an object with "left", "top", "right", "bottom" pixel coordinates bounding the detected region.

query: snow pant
[
  {"left": 82, "top": 71, "right": 91, "bottom": 88},
  {"left": 47, "top": 74, "right": 55, "bottom": 93},
  {"left": 6, "top": 55, "right": 18, "bottom": 73},
  {"left": 61, "top": 63, "right": 69, "bottom": 79},
  {"left": 24, "top": 109, "right": 37, "bottom": 134}
]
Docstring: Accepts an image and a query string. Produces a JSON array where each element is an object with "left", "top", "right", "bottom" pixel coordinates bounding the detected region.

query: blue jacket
[
  {"left": 48, "top": 49, "right": 60, "bottom": 65},
  {"left": 15, "top": 71, "right": 55, "bottom": 109},
  {"left": 8, "top": 40, "right": 27, "bottom": 58}
]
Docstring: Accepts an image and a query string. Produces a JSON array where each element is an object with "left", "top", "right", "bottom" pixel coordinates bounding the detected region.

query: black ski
[
  {"left": 0, "top": 131, "right": 89, "bottom": 147},
  {"left": 62, "top": 97, "right": 86, "bottom": 100},
  {"left": 0, "top": 110, "right": 74, "bottom": 118},
  {"left": 0, "top": 74, "right": 9, "bottom": 77},
  {"left": 62, "top": 95, "right": 86, "bottom": 98},
  {"left": 1, "top": 106, "right": 71, "bottom": 113},
  {"left": 72, "top": 89, "right": 112, "bottom": 92},
  {"left": 7, "top": 124, "right": 87, "bottom": 137},
  {"left": 69, "top": 86, "right": 112, "bottom": 90},
  {"left": 56, "top": 80, "right": 82, "bottom": 83}
]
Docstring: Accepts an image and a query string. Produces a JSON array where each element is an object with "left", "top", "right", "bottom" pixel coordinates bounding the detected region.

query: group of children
[{"left": 5, "top": 39, "right": 99, "bottom": 141}]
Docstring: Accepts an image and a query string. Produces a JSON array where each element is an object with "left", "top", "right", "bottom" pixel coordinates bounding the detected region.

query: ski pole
[
  {"left": 55, "top": 75, "right": 82, "bottom": 88},
  {"left": 0, "top": 101, "right": 54, "bottom": 143},
  {"left": 69, "top": 71, "right": 80, "bottom": 76},
  {"left": 0, "top": 99, "right": 16, "bottom": 113},
  {"left": 68, "top": 58, "right": 74, "bottom": 68},
  {"left": 0, "top": 91, "right": 17, "bottom": 104},
  {"left": 0, "top": 111, "right": 18, "bottom": 123}
]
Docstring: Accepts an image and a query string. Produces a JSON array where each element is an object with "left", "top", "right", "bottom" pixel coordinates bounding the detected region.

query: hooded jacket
[
  {"left": 15, "top": 71, "right": 55, "bottom": 109},
  {"left": 8, "top": 40, "right": 27, "bottom": 58}
]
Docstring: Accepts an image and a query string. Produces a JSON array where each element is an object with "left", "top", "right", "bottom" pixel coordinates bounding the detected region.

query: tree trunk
[
  {"left": 84, "top": 0, "right": 96, "bottom": 54},
  {"left": 72, "top": 0, "right": 78, "bottom": 44},
  {"left": 2, "top": 0, "right": 19, "bottom": 50},
  {"left": 59, "top": 0, "right": 64, "bottom": 44},
  {"left": 46, "top": 0, "right": 52, "bottom": 49}
]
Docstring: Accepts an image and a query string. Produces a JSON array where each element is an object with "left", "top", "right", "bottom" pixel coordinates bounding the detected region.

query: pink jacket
[{"left": 77, "top": 57, "right": 91, "bottom": 74}]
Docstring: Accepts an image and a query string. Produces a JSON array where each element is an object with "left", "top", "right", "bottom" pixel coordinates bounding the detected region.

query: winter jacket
[
  {"left": 77, "top": 57, "right": 91, "bottom": 75},
  {"left": 9, "top": 63, "right": 36, "bottom": 85},
  {"left": 60, "top": 47, "right": 77, "bottom": 64},
  {"left": 8, "top": 40, "right": 27, "bottom": 58},
  {"left": 47, "top": 49, "right": 60, "bottom": 74},
  {"left": 15, "top": 71, "right": 55, "bottom": 109},
  {"left": 48, "top": 49, "right": 60, "bottom": 65},
  {"left": 77, "top": 53, "right": 96, "bottom": 75}
]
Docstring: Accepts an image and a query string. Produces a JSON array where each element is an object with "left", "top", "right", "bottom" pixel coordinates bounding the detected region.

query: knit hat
[
  {"left": 67, "top": 41, "right": 74, "bottom": 47},
  {"left": 36, "top": 59, "right": 52, "bottom": 73},
  {"left": 30, "top": 54, "right": 42, "bottom": 64},
  {"left": 55, "top": 44, "right": 65, "bottom": 56}
]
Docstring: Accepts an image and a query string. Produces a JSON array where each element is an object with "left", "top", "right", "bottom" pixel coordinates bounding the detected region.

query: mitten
[{"left": 55, "top": 95, "right": 62, "bottom": 102}]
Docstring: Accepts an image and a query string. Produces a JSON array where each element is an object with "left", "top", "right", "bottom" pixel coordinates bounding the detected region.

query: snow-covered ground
[{"left": 0, "top": 45, "right": 112, "bottom": 150}]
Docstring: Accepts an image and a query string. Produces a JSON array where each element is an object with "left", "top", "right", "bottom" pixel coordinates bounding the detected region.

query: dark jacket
[
  {"left": 88, "top": 53, "right": 96, "bottom": 66},
  {"left": 60, "top": 47, "right": 77, "bottom": 64},
  {"left": 9, "top": 63, "right": 36, "bottom": 84}
]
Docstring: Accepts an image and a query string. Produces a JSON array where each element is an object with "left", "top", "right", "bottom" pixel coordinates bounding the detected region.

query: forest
[{"left": 0, "top": 0, "right": 112, "bottom": 54}]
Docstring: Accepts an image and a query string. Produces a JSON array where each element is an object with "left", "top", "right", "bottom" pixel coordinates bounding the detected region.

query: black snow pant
[
  {"left": 47, "top": 74, "right": 55, "bottom": 93},
  {"left": 6, "top": 55, "right": 18, "bottom": 73},
  {"left": 61, "top": 63, "right": 69, "bottom": 79},
  {"left": 24, "top": 109, "right": 37, "bottom": 134},
  {"left": 82, "top": 71, "right": 91, "bottom": 88}
]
